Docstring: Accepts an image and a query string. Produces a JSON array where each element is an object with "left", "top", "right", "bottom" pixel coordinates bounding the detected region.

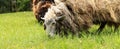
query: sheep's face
[
  {"left": 43, "top": 6, "right": 64, "bottom": 37},
  {"left": 44, "top": 18, "right": 57, "bottom": 37}
]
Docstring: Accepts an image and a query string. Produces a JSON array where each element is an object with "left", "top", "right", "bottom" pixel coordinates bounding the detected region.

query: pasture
[{"left": 0, "top": 11, "right": 120, "bottom": 49}]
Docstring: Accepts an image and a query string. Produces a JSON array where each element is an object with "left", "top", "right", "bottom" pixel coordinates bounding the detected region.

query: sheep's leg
[{"left": 96, "top": 22, "right": 107, "bottom": 34}]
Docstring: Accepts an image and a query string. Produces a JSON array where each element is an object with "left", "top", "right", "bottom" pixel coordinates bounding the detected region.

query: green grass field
[{"left": 0, "top": 11, "right": 120, "bottom": 49}]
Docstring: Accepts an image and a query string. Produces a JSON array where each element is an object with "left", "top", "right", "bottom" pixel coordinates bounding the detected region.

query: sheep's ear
[
  {"left": 41, "top": 17, "right": 45, "bottom": 20},
  {"left": 55, "top": 16, "right": 65, "bottom": 21}
]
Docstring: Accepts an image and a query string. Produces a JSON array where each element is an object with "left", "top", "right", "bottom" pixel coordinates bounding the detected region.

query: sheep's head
[{"left": 42, "top": 6, "right": 65, "bottom": 37}]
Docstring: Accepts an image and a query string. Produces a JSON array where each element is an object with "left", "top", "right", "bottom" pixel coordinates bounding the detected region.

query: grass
[{"left": 0, "top": 11, "right": 120, "bottom": 49}]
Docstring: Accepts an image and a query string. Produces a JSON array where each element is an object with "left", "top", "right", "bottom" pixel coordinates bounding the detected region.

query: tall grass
[{"left": 0, "top": 12, "right": 120, "bottom": 49}]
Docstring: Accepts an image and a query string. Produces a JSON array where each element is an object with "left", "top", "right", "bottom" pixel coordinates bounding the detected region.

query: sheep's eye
[
  {"left": 56, "top": 12, "right": 63, "bottom": 16},
  {"left": 59, "top": 13, "right": 63, "bottom": 16},
  {"left": 52, "top": 22, "right": 56, "bottom": 25}
]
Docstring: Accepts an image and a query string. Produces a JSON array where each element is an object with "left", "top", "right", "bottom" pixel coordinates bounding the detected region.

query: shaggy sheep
[
  {"left": 43, "top": 0, "right": 120, "bottom": 37},
  {"left": 43, "top": 1, "right": 92, "bottom": 37}
]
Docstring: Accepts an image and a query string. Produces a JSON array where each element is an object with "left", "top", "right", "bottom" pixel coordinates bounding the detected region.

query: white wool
[
  {"left": 54, "top": 0, "right": 62, "bottom": 5},
  {"left": 44, "top": 7, "right": 56, "bottom": 20},
  {"left": 44, "top": 3, "right": 66, "bottom": 20}
]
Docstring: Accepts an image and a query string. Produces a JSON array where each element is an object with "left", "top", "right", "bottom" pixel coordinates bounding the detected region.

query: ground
[{"left": 0, "top": 11, "right": 120, "bottom": 49}]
